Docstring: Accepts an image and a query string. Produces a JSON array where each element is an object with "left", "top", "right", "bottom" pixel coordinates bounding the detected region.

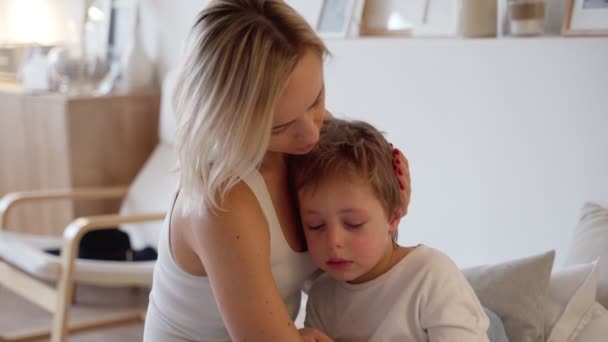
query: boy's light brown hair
[{"left": 289, "top": 118, "right": 403, "bottom": 222}]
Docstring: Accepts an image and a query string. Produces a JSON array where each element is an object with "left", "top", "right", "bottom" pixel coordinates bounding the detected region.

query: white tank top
[{"left": 144, "top": 170, "right": 317, "bottom": 341}]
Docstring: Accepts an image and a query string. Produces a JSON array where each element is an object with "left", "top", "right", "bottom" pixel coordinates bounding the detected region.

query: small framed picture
[
  {"left": 562, "top": 0, "right": 608, "bottom": 36},
  {"left": 316, "top": 0, "right": 358, "bottom": 38},
  {"left": 360, "top": 0, "right": 460, "bottom": 37},
  {"left": 109, "top": 0, "right": 138, "bottom": 61},
  {"left": 83, "top": 0, "right": 113, "bottom": 59}
]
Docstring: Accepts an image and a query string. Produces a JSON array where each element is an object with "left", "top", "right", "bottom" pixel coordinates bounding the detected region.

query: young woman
[{"left": 143, "top": 1, "right": 410, "bottom": 341}]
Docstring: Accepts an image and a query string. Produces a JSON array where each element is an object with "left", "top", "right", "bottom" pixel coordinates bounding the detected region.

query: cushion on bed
[{"left": 462, "top": 250, "right": 555, "bottom": 342}]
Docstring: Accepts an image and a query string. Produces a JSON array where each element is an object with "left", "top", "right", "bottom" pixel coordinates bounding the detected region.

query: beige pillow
[
  {"left": 571, "top": 302, "right": 608, "bottom": 342},
  {"left": 564, "top": 202, "right": 608, "bottom": 308},
  {"left": 462, "top": 250, "right": 555, "bottom": 342},
  {"left": 545, "top": 261, "right": 600, "bottom": 342}
]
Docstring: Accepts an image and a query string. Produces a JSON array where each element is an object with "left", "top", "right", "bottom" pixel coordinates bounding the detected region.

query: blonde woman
[{"left": 143, "top": 1, "right": 410, "bottom": 341}]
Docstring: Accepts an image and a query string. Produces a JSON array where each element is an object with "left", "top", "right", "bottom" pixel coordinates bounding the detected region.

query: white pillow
[
  {"left": 545, "top": 260, "right": 600, "bottom": 342},
  {"left": 158, "top": 67, "right": 179, "bottom": 145},
  {"left": 119, "top": 143, "right": 178, "bottom": 249},
  {"left": 571, "top": 302, "right": 608, "bottom": 342},
  {"left": 119, "top": 67, "right": 180, "bottom": 249},
  {"left": 462, "top": 250, "right": 555, "bottom": 342},
  {"left": 564, "top": 202, "right": 608, "bottom": 308}
]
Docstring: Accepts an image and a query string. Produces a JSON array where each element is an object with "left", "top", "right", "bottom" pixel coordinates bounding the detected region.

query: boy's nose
[{"left": 326, "top": 227, "right": 344, "bottom": 249}]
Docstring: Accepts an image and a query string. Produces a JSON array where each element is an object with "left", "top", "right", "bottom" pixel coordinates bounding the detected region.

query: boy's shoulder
[
  {"left": 404, "top": 245, "right": 466, "bottom": 284},
  {"left": 308, "top": 245, "right": 461, "bottom": 294},
  {"left": 411, "top": 245, "right": 459, "bottom": 269}
]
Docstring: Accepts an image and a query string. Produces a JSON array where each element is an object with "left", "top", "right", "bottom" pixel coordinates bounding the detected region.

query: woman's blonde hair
[{"left": 174, "top": 0, "right": 329, "bottom": 212}]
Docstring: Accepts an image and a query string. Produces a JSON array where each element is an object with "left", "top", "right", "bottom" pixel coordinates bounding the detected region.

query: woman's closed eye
[
  {"left": 271, "top": 120, "right": 294, "bottom": 135},
  {"left": 272, "top": 89, "right": 323, "bottom": 135},
  {"left": 310, "top": 91, "right": 323, "bottom": 108}
]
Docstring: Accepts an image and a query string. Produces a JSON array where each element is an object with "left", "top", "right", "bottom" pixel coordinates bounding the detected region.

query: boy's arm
[
  {"left": 304, "top": 298, "right": 326, "bottom": 331},
  {"left": 303, "top": 286, "right": 328, "bottom": 334},
  {"left": 421, "top": 254, "right": 490, "bottom": 342}
]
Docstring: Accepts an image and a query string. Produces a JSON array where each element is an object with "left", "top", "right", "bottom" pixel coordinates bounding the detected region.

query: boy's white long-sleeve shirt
[{"left": 305, "top": 245, "right": 490, "bottom": 342}]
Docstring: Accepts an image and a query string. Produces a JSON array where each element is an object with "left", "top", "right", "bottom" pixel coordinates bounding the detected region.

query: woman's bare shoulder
[
  {"left": 181, "top": 180, "right": 301, "bottom": 341},
  {"left": 180, "top": 179, "right": 269, "bottom": 249},
  {"left": 202, "top": 179, "right": 264, "bottom": 225}
]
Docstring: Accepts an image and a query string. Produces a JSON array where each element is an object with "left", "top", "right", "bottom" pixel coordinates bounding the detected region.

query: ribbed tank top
[{"left": 144, "top": 170, "right": 317, "bottom": 341}]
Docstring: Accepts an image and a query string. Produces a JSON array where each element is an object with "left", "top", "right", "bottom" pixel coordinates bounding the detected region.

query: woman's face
[{"left": 269, "top": 49, "right": 326, "bottom": 155}]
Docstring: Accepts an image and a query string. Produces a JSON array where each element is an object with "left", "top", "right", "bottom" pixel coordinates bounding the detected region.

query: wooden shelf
[{"left": 0, "top": 90, "right": 160, "bottom": 235}]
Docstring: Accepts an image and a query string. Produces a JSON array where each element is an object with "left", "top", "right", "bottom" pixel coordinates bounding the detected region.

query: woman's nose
[
  {"left": 313, "top": 106, "right": 325, "bottom": 127},
  {"left": 298, "top": 111, "right": 321, "bottom": 145}
]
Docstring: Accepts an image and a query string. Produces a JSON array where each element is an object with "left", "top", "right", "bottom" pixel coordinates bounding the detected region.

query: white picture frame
[
  {"left": 109, "top": 0, "right": 138, "bottom": 61},
  {"left": 316, "top": 0, "right": 358, "bottom": 38},
  {"left": 360, "top": 0, "right": 460, "bottom": 37},
  {"left": 563, "top": 0, "right": 608, "bottom": 36},
  {"left": 84, "top": 0, "right": 112, "bottom": 60}
]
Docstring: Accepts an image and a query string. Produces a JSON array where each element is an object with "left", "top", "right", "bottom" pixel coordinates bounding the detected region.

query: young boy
[{"left": 289, "top": 118, "right": 490, "bottom": 342}]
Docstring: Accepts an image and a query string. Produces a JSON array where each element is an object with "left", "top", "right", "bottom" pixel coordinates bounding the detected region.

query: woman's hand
[
  {"left": 298, "top": 328, "right": 334, "bottom": 342},
  {"left": 392, "top": 146, "right": 411, "bottom": 217}
]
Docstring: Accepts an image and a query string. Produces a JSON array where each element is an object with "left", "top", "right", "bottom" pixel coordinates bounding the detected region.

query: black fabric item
[
  {"left": 78, "top": 228, "right": 131, "bottom": 260},
  {"left": 43, "top": 228, "right": 158, "bottom": 261},
  {"left": 133, "top": 246, "right": 158, "bottom": 261},
  {"left": 45, "top": 248, "right": 60, "bottom": 256}
]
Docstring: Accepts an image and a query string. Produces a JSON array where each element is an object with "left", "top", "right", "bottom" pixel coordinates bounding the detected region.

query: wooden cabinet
[{"left": 0, "top": 86, "right": 160, "bottom": 235}]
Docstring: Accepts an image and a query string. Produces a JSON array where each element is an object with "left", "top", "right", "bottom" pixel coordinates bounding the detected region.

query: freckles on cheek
[
  {"left": 350, "top": 239, "right": 377, "bottom": 258},
  {"left": 308, "top": 244, "right": 326, "bottom": 265}
]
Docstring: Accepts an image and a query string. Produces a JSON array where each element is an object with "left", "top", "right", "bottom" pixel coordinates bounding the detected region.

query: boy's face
[{"left": 298, "top": 175, "right": 398, "bottom": 284}]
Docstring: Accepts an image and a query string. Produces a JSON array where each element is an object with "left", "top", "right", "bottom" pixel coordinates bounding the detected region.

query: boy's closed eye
[
  {"left": 305, "top": 223, "right": 324, "bottom": 231},
  {"left": 304, "top": 221, "right": 366, "bottom": 231},
  {"left": 345, "top": 222, "right": 365, "bottom": 229}
]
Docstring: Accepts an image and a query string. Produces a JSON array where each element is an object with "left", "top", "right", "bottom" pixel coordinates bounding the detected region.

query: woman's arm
[{"left": 190, "top": 181, "right": 330, "bottom": 342}]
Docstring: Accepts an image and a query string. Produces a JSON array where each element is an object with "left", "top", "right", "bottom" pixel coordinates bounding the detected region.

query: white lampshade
[{"left": 4, "top": 0, "right": 62, "bottom": 44}]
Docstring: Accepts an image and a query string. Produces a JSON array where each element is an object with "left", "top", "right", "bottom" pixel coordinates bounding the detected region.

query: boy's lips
[{"left": 326, "top": 258, "right": 353, "bottom": 269}]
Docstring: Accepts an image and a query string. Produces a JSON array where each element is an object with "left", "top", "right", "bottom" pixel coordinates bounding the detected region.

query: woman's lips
[{"left": 299, "top": 143, "right": 317, "bottom": 153}]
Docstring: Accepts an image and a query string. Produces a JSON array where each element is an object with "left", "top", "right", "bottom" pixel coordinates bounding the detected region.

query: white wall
[
  {"left": 140, "top": 1, "right": 607, "bottom": 268},
  {"left": 323, "top": 38, "right": 608, "bottom": 267},
  {"left": 0, "top": 2, "right": 6, "bottom": 43}
]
